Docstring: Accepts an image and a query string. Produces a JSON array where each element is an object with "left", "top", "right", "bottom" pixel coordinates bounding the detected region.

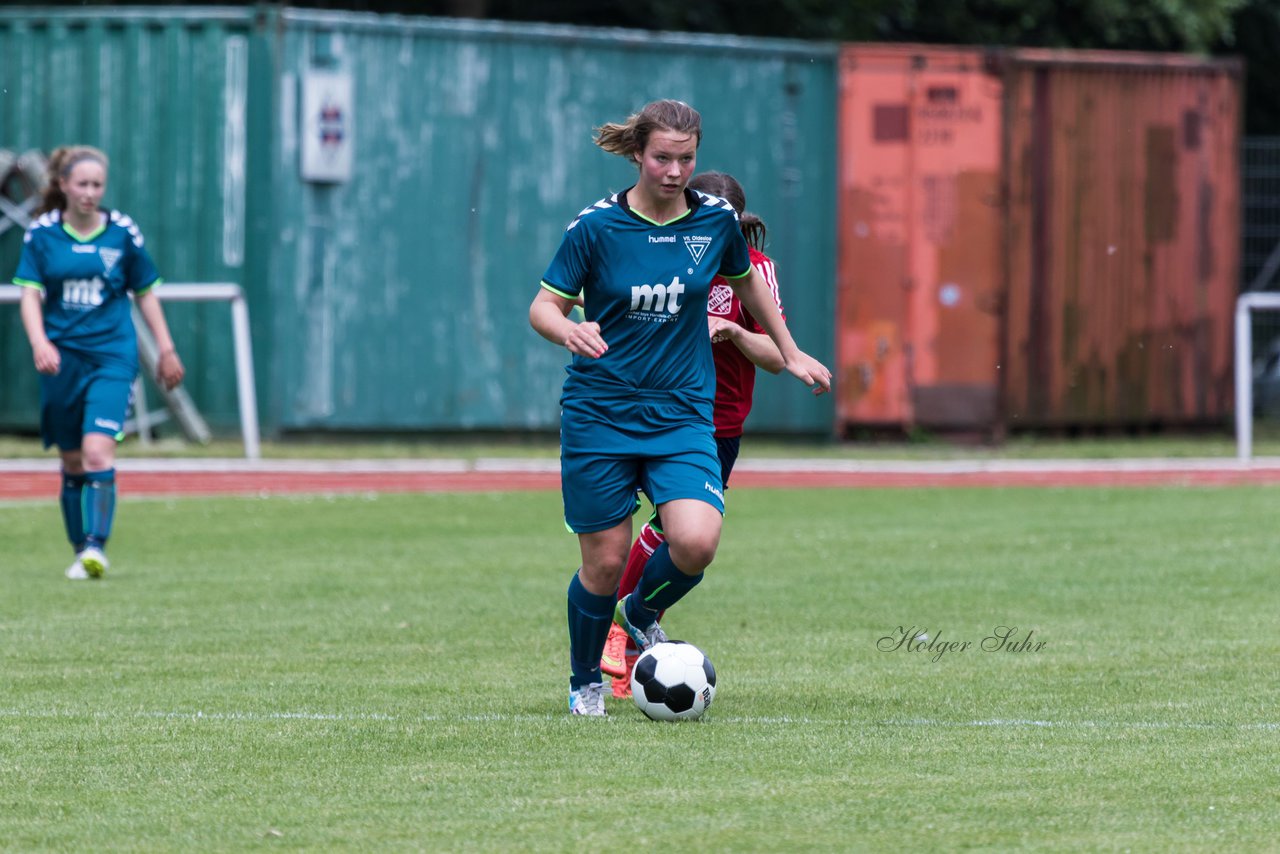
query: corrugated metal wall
[
  {"left": 836, "top": 46, "right": 1005, "bottom": 430},
  {"left": 264, "top": 10, "right": 838, "bottom": 434},
  {"left": 1, "top": 8, "right": 838, "bottom": 437},
  {"left": 1003, "top": 50, "right": 1241, "bottom": 428},
  {"left": 836, "top": 44, "right": 1241, "bottom": 435}
]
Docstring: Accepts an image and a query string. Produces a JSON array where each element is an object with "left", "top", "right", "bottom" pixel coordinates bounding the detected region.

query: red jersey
[{"left": 708, "top": 247, "right": 784, "bottom": 437}]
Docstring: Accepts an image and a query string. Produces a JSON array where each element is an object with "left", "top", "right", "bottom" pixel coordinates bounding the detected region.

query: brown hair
[
  {"left": 688, "top": 170, "right": 767, "bottom": 251},
  {"left": 594, "top": 99, "right": 702, "bottom": 162},
  {"left": 37, "top": 145, "right": 109, "bottom": 215}
]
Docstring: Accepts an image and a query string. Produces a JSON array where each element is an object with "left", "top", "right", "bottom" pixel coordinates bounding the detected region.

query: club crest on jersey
[
  {"left": 99, "top": 247, "right": 123, "bottom": 275},
  {"left": 684, "top": 235, "right": 712, "bottom": 265},
  {"left": 708, "top": 283, "right": 734, "bottom": 317}
]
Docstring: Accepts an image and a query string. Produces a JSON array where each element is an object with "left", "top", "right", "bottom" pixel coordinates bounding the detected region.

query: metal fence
[
  {"left": 1243, "top": 137, "right": 1280, "bottom": 291},
  {"left": 1241, "top": 137, "right": 1280, "bottom": 435}
]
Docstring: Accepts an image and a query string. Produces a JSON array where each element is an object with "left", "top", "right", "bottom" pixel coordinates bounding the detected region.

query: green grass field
[{"left": 4, "top": 485, "right": 1279, "bottom": 850}]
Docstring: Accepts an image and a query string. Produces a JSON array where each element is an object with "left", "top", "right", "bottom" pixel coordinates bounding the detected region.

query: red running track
[{"left": 4, "top": 464, "right": 1280, "bottom": 500}]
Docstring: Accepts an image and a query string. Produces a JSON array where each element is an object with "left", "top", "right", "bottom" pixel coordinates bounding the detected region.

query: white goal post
[
  {"left": 0, "top": 282, "right": 261, "bottom": 460},
  {"left": 1235, "top": 291, "right": 1280, "bottom": 461}
]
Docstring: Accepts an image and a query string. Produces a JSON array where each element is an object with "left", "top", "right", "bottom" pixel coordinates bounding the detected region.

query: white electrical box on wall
[{"left": 300, "top": 69, "right": 354, "bottom": 183}]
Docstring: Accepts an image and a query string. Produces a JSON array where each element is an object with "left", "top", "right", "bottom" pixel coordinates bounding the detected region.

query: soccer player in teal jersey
[
  {"left": 601, "top": 171, "right": 789, "bottom": 698},
  {"left": 529, "top": 100, "right": 832, "bottom": 717},
  {"left": 14, "top": 145, "right": 185, "bottom": 580}
]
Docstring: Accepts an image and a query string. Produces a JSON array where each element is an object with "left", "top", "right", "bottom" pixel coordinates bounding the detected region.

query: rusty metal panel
[
  {"left": 1002, "top": 49, "right": 1242, "bottom": 428},
  {"left": 837, "top": 45, "right": 1004, "bottom": 432},
  {"left": 837, "top": 44, "right": 1241, "bottom": 434}
]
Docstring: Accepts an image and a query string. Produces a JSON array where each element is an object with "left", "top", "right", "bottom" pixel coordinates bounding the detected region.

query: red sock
[
  {"left": 619, "top": 521, "right": 665, "bottom": 599},
  {"left": 617, "top": 523, "right": 669, "bottom": 650}
]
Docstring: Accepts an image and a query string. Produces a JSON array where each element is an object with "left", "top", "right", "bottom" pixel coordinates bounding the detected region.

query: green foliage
[
  {"left": 873, "top": 0, "right": 1246, "bottom": 52},
  {"left": 3, "top": 486, "right": 1280, "bottom": 848},
  {"left": 1218, "top": 0, "right": 1280, "bottom": 133}
]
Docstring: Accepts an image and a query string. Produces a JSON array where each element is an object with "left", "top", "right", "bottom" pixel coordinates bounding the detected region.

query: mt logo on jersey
[{"left": 629, "top": 275, "right": 686, "bottom": 320}]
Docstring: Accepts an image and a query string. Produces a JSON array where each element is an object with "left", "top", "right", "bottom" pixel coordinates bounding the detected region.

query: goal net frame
[
  {"left": 1235, "top": 291, "right": 1280, "bottom": 460},
  {"left": 0, "top": 283, "right": 261, "bottom": 459}
]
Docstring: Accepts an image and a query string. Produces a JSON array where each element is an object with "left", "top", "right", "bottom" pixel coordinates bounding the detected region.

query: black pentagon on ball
[
  {"left": 701, "top": 655, "right": 716, "bottom": 688},
  {"left": 645, "top": 679, "right": 696, "bottom": 713},
  {"left": 634, "top": 651, "right": 659, "bottom": 683}
]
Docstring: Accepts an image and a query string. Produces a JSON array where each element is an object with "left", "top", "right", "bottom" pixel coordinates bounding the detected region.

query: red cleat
[
  {"left": 600, "top": 622, "right": 630, "bottom": 679},
  {"left": 610, "top": 649, "right": 640, "bottom": 699}
]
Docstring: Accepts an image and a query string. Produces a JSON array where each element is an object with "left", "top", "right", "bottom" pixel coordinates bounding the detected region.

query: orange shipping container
[{"left": 836, "top": 45, "right": 1242, "bottom": 434}]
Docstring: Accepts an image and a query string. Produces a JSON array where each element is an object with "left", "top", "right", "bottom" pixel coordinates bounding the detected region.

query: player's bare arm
[
  {"left": 529, "top": 287, "right": 607, "bottom": 358},
  {"left": 708, "top": 316, "right": 784, "bottom": 374},
  {"left": 18, "top": 286, "right": 60, "bottom": 375},
  {"left": 728, "top": 266, "right": 830, "bottom": 394},
  {"left": 135, "top": 290, "right": 185, "bottom": 390}
]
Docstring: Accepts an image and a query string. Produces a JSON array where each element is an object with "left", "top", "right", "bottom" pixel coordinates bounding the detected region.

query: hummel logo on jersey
[
  {"left": 100, "top": 247, "right": 123, "bottom": 274},
  {"left": 684, "top": 236, "right": 712, "bottom": 265},
  {"left": 630, "top": 276, "right": 686, "bottom": 316},
  {"left": 648, "top": 235, "right": 676, "bottom": 244},
  {"left": 62, "top": 277, "right": 105, "bottom": 308}
]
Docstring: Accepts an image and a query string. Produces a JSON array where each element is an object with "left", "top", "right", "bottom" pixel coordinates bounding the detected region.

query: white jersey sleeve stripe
[
  {"left": 567, "top": 194, "right": 618, "bottom": 231},
  {"left": 754, "top": 256, "right": 783, "bottom": 313}
]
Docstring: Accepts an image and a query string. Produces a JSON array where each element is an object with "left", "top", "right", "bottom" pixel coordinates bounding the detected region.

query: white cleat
[
  {"left": 65, "top": 558, "right": 89, "bottom": 580},
  {"left": 613, "top": 594, "right": 668, "bottom": 653},
  {"left": 569, "top": 682, "right": 607, "bottom": 717},
  {"left": 79, "top": 547, "right": 109, "bottom": 579}
]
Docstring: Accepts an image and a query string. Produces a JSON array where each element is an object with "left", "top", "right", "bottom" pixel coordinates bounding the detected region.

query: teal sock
[
  {"left": 628, "top": 541, "right": 703, "bottom": 627},
  {"left": 567, "top": 571, "right": 616, "bottom": 690},
  {"left": 82, "top": 468, "right": 117, "bottom": 550},
  {"left": 60, "top": 471, "right": 87, "bottom": 552}
]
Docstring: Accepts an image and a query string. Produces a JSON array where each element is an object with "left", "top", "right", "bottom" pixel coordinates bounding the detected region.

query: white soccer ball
[{"left": 630, "top": 640, "right": 717, "bottom": 722}]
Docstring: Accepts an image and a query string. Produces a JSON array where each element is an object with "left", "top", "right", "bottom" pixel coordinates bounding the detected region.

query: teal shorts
[
  {"left": 559, "top": 394, "right": 724, "bottom": 534},
  {"left": 40, "top": 348, "right": 135, "bottom": 451}
]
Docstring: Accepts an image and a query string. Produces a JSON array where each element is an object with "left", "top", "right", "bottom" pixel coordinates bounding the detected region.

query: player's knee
[
  {"left": 81, "top": 449, "right": 114, "bottom": 471},
  {"left": 60, "top": 451, "right": 85, "bottom": 475},
  {"left": 669, "top": 534, "right": 719, "bottom": 574},
  {"left": 580, "top": 555, "right": 627, "bottom": 593}
]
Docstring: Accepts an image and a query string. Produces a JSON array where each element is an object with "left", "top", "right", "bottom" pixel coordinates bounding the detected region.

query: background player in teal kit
[
  {"left": 529, "top": 99, "right": 831, "bottom": 716},
  {"left": 14, "top": 145, "right": 185, "bottom": 580}
]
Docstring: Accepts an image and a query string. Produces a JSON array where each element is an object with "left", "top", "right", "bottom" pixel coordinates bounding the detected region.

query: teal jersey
[
  {"left": 541, "top": 188, "right": 751, "bottom": 409},
  {"left": 13, "top": 208, "right": 161, "bottom": 370}
]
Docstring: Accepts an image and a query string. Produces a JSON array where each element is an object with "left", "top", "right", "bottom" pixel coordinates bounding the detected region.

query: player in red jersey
[{"left": 600, "top": 171, "right": 786, "bottom": 696}]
